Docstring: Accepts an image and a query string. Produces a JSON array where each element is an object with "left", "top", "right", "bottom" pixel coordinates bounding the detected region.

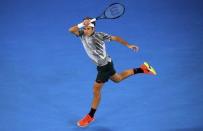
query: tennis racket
[{"left": 90, "top": 3, "right": 125, "bottom": 22}]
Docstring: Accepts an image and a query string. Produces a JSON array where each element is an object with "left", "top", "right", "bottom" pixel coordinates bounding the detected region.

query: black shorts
[{"left": 96, "top": 61, "right": 116, "bottom": 83}]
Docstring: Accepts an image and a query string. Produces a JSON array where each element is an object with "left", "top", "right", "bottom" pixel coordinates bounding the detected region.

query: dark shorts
[{"left": 96, "top": 61, "right": 116, "bottom": 83}]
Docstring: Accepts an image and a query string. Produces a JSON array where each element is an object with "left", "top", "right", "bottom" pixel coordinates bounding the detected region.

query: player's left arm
[{"left": 110, "top": 36, "right": 139, "bottom": 52}]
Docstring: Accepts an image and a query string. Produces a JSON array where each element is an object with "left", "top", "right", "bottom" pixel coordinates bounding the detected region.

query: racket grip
[{"left": 90, "top": 18, "right": 96, "bottom": 22}]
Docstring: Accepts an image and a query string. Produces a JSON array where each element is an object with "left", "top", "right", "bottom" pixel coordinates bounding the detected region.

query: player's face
[{"left": 83, "top": 26, "right": 94, "bottom": 36}]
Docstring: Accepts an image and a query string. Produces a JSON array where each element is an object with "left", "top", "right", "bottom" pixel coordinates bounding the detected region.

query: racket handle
[{"left": 90, "top": 18, "right": 96, "bottom": 22}]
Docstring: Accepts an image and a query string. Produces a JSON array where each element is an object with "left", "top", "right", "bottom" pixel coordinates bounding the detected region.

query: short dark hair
[{"left": 83, "top": 16, "right": 96, "bottom": 27}]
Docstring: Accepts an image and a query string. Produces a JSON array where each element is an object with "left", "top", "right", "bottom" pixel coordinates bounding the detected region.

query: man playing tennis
[{"left": 69, "top": 17, "right": 157, "bottom": 127}]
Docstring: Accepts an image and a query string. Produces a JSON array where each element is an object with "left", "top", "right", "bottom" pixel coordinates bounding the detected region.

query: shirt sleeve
[{"left": 97, "top": 32, "right": 112, "bottom": 42}]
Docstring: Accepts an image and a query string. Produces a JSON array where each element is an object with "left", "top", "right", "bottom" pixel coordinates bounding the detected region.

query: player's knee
[
  {"left": 112, "top": 77, "right": 122, "bottom": 83},
  {"left": 113, "top": 79, "right": 120, "bottom": 83}
]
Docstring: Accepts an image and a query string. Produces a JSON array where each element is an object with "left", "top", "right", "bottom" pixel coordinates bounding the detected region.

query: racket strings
[
  {"left": 95, "top": 3, "right": 125, "bottom": 20},
  {"left": 106, "top": 4, "right": 124, "bottom": 18},
  {"left": 110, "top": 6, "right": 121, "bottom": 16}
]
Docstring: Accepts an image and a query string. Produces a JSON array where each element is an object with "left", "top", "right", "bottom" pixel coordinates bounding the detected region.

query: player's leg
[
  {"left": 91, "top": 82, "right": 104, "bottom": 109},
  {"left": 110, "top": 62, "right": 157, "bottom": 83},
  {"left": 110, "top": 68, "right": 142, "bottom": 83},
  {"left": 77, "top": 82, "right": 104, "bottom": 127}
]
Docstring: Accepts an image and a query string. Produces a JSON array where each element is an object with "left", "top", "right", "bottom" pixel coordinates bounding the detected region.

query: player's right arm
[{"left": 69, "top": 25, "right": 80, "bottom": 36}]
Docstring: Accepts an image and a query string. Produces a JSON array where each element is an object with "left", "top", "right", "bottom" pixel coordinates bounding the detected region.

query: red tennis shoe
[
  {"left": 77, "top": 114, "right": 95, "bottom": 127},
  {"left": 140, "top": 62, "right": 157, "bottom": 75}
]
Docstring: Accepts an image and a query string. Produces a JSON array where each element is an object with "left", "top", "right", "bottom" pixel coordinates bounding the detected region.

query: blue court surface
[{"left": 1, "top": 0, "right": 203, "bottom": 131}]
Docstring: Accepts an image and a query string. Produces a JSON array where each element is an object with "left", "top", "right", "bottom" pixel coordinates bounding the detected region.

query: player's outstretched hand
[{"left": 127, "top": 45, "right": 139, "bottom": 52}]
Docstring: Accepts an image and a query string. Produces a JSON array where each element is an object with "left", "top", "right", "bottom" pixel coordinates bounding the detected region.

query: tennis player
[{"left": 69, "top": 17, "right": 157, "bottom": 127}]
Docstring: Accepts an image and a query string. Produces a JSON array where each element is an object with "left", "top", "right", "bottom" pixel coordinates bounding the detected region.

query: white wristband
[{"left": 77, "top": 23, "right": 84, "bottom": 28}]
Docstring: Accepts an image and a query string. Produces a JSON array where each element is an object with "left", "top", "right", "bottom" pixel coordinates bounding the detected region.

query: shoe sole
[{"left": 144, "top": 62, "right": 157, "bottom": 75}]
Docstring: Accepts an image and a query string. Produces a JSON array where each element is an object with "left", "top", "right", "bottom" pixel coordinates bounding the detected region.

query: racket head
[{"left": 103, "top": 3, "right": 125, "bottom": 19}]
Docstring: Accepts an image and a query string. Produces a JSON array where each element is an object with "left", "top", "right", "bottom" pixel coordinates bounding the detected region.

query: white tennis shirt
[{"left": 78, "top": 31, "right": 112, "bottom": 66}]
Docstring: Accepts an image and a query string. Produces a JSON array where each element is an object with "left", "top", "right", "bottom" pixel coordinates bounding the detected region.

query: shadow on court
[
  {"left": 70, "top": 126, "right": 113, "bottom": 131},
  {"left": 67, "top": 117, "right": 113, "bottom": 131}
]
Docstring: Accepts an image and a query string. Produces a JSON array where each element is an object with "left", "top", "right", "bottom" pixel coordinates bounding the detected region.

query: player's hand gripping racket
[
  {"left": 77, "top": 3, "right": 125, "bottom": 28},
  {"left": 90, "top": 3, "right": 125, "bottom": 22}
]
